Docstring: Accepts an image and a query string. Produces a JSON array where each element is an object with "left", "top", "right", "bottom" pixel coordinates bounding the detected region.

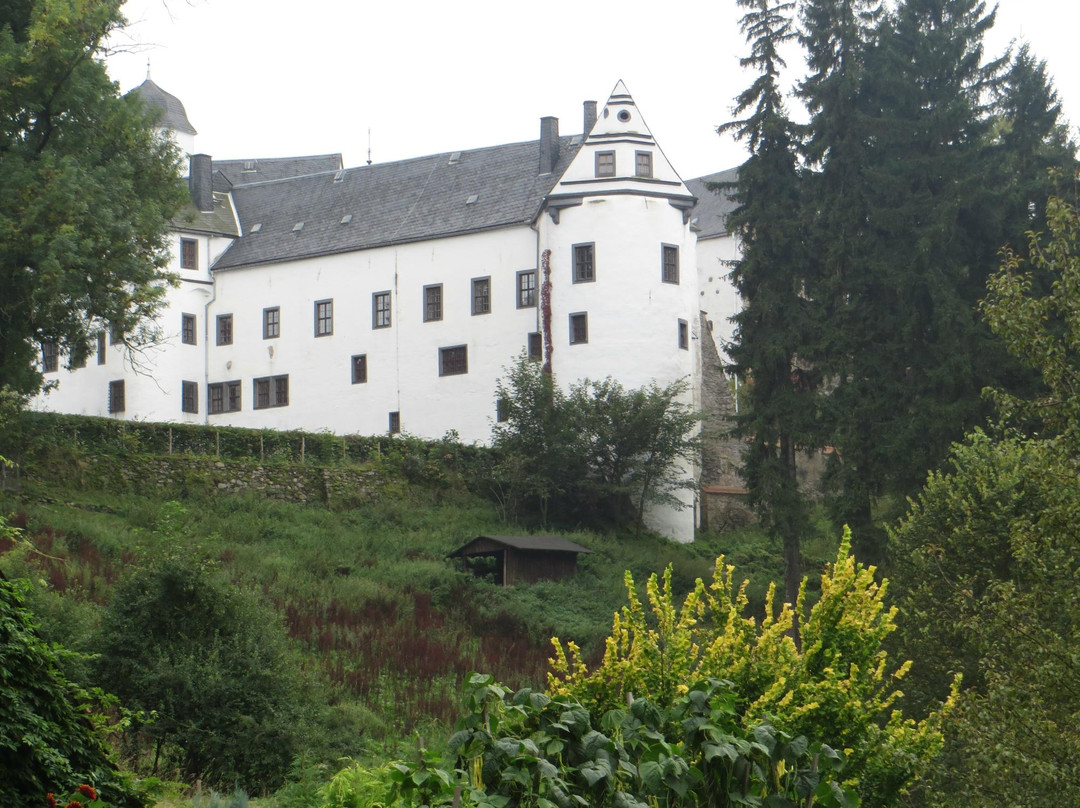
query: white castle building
[{"left": 32, "top": 80, "right": 741, "bottom": 541}]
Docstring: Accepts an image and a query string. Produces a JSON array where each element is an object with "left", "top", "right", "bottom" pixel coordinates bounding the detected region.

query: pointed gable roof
[
  {"left": 544, "top": 80, "right": 695, "bottom": 210},
  {"left": 129, "top": 79, "right": 197, "bottom": 135}
]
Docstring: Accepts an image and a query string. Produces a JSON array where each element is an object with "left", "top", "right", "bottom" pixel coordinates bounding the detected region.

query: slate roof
[
  {"left": 213, "top": 137, "right": 581, "bottom": 270},
  {"left": 449, "top": 535, "right": 593, "bottom": 557},
  {"left": 129, "top": 79, "right": 197, "bottom": 135},
  {"left": 172, "top": 191, "right": 239, "bottom": 237},
  {"left": 214, "top": 155, "right": 344, "bottom": 188},
  {"left": 686, "top": 168, "right": 739, "bottom": 239}
]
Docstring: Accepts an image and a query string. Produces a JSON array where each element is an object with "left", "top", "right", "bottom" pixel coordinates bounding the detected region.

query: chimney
[
  {"left": 539, "top": 116, "right": 559, "bottom": 175},
  {"left": 189, "top": 153, "right": 213, "bottom": 212},
  {"left": 583, "top": 101, "right": 597, "bottom": 136}
]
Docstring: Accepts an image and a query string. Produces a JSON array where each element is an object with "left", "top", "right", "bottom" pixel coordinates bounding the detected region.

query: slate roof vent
[
  {"left": 243, "top": 160, "right": 256, "bottom": 172},
  {"left": 250, "top": 223, "right": 262, "bottom": 233},
  {"left": 340, "top": 214, "right": 353, "bottom": 224},
  {"left": 466, "top": 194, "right": 479, "bottom": 205},
  {"left": 448, "top": 151, "right": 461, "bottom": 165},
  {"left": 539, "top": 116, "right": 559, "bottom": 175},
  {"left": 292, "top": 222, "right": 304, "bottom": 232},
  {"left": 333, "top": 169, "right": 347, "bottom": 183}
]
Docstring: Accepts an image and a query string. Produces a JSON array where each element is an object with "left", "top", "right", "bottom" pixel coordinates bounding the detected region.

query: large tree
[{"left": 0, "top": 0, "right": 187, "bottom": 394}]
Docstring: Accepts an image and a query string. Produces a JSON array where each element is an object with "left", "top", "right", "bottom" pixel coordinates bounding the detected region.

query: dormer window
[
  {"left": 595, "top": 151, "right": 615, "bottom": 178},
  {"left": 635, "top": 151, "right": 653, "bottom": 178}
]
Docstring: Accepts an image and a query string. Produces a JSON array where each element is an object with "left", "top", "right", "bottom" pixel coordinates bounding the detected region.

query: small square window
[
  {"left": 527, "top": 331, "right": 542, "bottom": 361},
  {"left": 254, "top": 374, "right": 289, "bottom": 409},
  {"left": 662, "top": 245, "right": 680, "bottom": 284},
  {"left": 208, "top": 380, "right": 241, "bottom": 414},
  {"left": 180, "top": 238, "right": 198, "bottom": 270},
  {"left": 439, "top": 345, "right": 468, "bottom": 376},
  {"left": 573, "top": 244, "right": 595, "bottom": 283},
  {"left": 517, "top": 271, "right": 536, "bottom": 308},
  {"left": 315, "top": 299, "right": 333, "bottom": 337},
  {"left": 263, "top": 307, "right": 280, "bottom": 339},
  {"left": 569, "top": 312, "right": 589, "bottom": 345},
  {"left": 181, "top": 380, "right": 198, "bottom": 414},
  {"left": 635, "top": 151, "right": 653, "bottom": 178},
  {"left": 595, "top": 151, "right": 615, "bottom": 177},
  {"left": 424, "top": 284, "right": 443, "bottom": 322},
  {"left": 182, "top": 313, "right": 196, "bottom": 345},
  {"left": 108, "top": 380, "right": 125, "bottom": 413},
  {"left": 472, "top": 277, "right": 491, "bottom": 315},
  {"left": 679, "top": 319, "right": 689, "bottom": 350},
  {"left": 389, "top": 411, "right": 401, "bottom": 435},
  {"left": 351, "top": 354, "right": 368, "bottom": 384},
  {"left": 216, "top": 314, "right": 233, "bottom": 346},
  {"left": 373, "top": 291, "right": 392, "bottom": 329},
  {"left": 41, "top": 340, "right": 58, "bottom": 373},
  {"left": 96, "top": 332, "right": 106, "bottom": 365}
]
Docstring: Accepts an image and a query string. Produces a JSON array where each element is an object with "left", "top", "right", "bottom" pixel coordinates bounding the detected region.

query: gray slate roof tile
[
  {"left": 686, "top": 168, "right": 739, "bottom": 239},
  {"left": 129, "top": 79, "right": 197, "bottom": 135},
  {"left": 215, "top": 155, "right": 344, "bottom": 187}
]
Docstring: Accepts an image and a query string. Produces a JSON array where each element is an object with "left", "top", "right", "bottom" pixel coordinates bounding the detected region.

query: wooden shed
[{"left": 449, "top": 535, "right": 592, "bottom": 586}]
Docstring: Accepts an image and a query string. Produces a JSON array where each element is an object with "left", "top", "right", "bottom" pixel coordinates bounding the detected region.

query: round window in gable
[{"left": 617, "top": 109, "right": 631, "bottom": 123}]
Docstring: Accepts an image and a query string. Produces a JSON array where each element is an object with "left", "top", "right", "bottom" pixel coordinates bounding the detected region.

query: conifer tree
[{"left": 720, "top": 0, "right": 813, "bottom": 608}]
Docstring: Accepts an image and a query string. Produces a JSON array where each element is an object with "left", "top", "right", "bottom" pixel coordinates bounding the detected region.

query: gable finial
[
  {"left": 367, "top": 128, "right": 373, "bottom": 166},
  {"left": 146, "top": 58, "right": 151, "bottom": 81}
]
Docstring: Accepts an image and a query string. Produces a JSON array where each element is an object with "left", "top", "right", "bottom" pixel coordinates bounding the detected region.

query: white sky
[{"left": 105, "top": 0, "right": 1079, "bottom": 181}]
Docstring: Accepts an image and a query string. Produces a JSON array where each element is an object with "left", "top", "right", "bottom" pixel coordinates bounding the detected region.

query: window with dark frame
[
  {"left": 679, "top": 319, "right": 689, "bottom": 350},
  {"left": 569, "top": 312, "right": 589, "bottom": 345},
  {"left": 109, "top": 325, "right": 123, "bottom": 345},
  {"left": 108, "top": 380, "right": 125, "bottom": 413},
  {"left": 351, "top": 354, "right": 368, "bottom": 384},
  {"left": 315, "top": 299, "right": 333, "bottom": 336},
  {"left": 41, "top": 341, "right": 58, "bottom": 373},
  {"left": 254, "top": 374, "right": 289, "bottom": 409},
  {"left": 635, "top": 150, "right": 653, "bottom": 178},
  {"left": 208, "top": 380, "right": 241, "bottom": 414},
  {"left": 70, "top": 350, "right": 86, "bottom": 369},
  {"left": 96, "top": 333, "right": 106, "bottom": 365},
  {"left": 595, "top": 151, "right": 615, "bottom": 177},
  {"left": 517, "top": 270, "right": 536, "bottom": 308},
  {"left": 389, "top": 411, "right": 400, "bottom": 434},
  {"left": 373, "top": 291, "right": 392, "bottom": 328},
  {"left": 216, "top": 314, "right": 233, "bottom": 346},
  {"left": 424, "top": 284, "right": 443, "bottom": 322},
  {"left": 182, "top": 313, "right": 196, "bottom": 345},
  {"left": 181, "top": 380, "right": 198, "bottom": 414},
  {"left": 496, "top": 397, "right": 509, "bottom": 423},
  {"left": 263, "top": 307, "right": 280, "bottom": 339},
  {"left": 180, "top": 238, "right": 198, "bottom": 270},
  {"left": 472, "top": 277, "right": 491, "bottom": 315},
  {"left": 439, "top": 345, "right": 468, "bottom": 376},
  {"left": 573, "top": 243, "right": 595, "bottom": 283},
  {"left": 527, "top": 331, "right": 542, "bottom": 361},
  {"left": 662, "top": 245, "right": 680, "bottom": 284}
]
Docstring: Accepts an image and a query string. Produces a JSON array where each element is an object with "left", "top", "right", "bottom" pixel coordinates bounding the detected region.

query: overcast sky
[{"left": 105, "top": 0, "right": 1078, "bottom": 181}]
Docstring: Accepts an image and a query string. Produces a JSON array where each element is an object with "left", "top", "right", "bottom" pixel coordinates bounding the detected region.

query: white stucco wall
[{"left": 696, "top": 233, "right": 741, "bottom": 364}]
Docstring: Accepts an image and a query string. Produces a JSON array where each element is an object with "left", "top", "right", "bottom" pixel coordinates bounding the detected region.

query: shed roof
[{"left": 449, "top": 535, "right": 592, "bottom": 557}]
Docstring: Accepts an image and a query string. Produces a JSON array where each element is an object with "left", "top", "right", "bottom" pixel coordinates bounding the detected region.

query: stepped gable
[
  {"left": 214, "top": 136, "right": 581, "bottom": 270},
  {"left": 129, "top": 78, "right": 197, "bottom": 135},
  {"left": 687, "top": 168, "right": 739, "bottom": 239}
]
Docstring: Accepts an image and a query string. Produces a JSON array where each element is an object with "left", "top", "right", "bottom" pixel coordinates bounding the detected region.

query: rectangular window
[
  {"left": 424, "top": 284, "right": 443, "bottom": 322},
  {"left": 679, "top": 319, "right": 689, "bottom": 350},
  {"left": 180, "top": 238, "right": 198, "bottom": 269},
  {"left": 70, "top": 350, "right": 86, "bottom": 369},
  {"left": 208, "top": 380, "right": 241, "bottom": 414},
  {"left": 527, "top": 331, "right": 542, "bottom": 361},
  {"left": 351, "top": 354, "right": 368, "bottom": 384},
  {"left": 109, "top": 324, "right": 123, "bottom": 345},
  {"left": 96, "top": 332, "right": 106, "bottom": 365},
  {"left": 315, "top": 299, "right": 333, "bottom": 336},
  {"left": 472, "top": 277, "right": 491, "bottom": 315},
  {"left": 263, "top": 307, "right": 280, "bottom": 339},
  {"left": 635, "top": 150, "right": 653, "bottom": 178},
  {"left": 372, "top": 291, "right": 392, "bottom": 329},
  {"left": 216, "top": 314, "right": 233, "bottom": 346},
  {"left": 40, "top": 341, "right": 58, "bottom": 373},
  {"left": 573, "top": 243, "right": 595, "bottom": 283},
  {"left": 108, "top": 380, "right": 125, "bottom": 413},
  {"left": 389, "top": 411, "right": 400, "bottom": 435},
  {"left": 517, "top": 270, "right": 536, "bottom": 308},
  {"left": 496, "top": 397, "right": 509, "bottom": 423},
  {"left": 662, "top": 244, "right": 680, "bottom": 284},
  {"left": 439, "top": 345, "right": 468, "bottom": 376},
  {"left": 182, "top": 313, "right": 196, "bottom": 345},
  {"left": 181, "top": 380, "right": 198, "bottom": 414},
  {"left": 254, "top": 374, "right": 289, "bottom": 409},
  {"left": 595, "top": 151, "right": 615, "bottom": 177},
  {"left": 569, "top": 312, "right": 589, "bottom": 345}
]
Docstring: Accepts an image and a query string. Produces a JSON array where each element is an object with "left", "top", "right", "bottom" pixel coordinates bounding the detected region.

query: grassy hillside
[{"left": 0, "top": 413, "right": 839, "bottom": 782}]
